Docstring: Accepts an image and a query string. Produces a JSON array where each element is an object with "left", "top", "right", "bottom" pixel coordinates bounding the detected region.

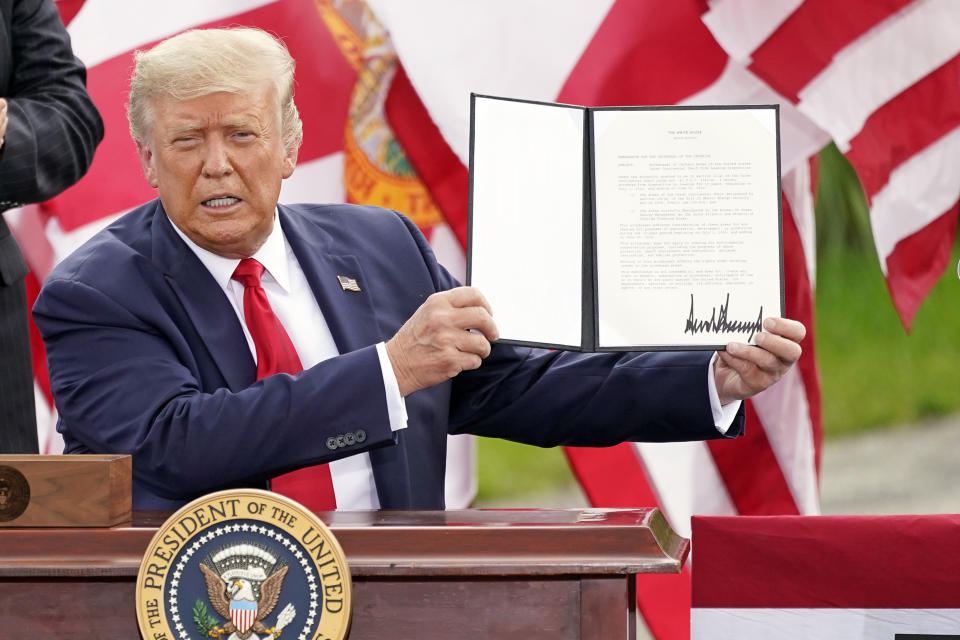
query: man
[
  {"left": 33, "top": 28, "right": 804, "bottom": 510},
  {"left": 0, "top": 0, "right": 104, "bottom": 453}
]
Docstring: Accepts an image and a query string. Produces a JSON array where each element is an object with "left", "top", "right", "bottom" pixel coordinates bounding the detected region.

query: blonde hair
[{"left": 128, "top": 27, "right": 303, "bottom": 152}]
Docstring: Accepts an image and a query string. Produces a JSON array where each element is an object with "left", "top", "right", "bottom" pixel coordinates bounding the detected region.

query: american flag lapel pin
[{"left": 337, "top": 275, "right": 362, "bottom": 292}]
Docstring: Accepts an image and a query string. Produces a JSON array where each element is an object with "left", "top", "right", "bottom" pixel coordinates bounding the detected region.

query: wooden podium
[{"left": 0, "top": 508, "right": 687, "bottom": 639}]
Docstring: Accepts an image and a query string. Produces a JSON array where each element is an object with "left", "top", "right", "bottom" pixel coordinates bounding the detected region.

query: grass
[
  {"left": 814, "top": 143, "right": 960, "bottom": 437},
  {"left": 816, "top": 245, "right": 960, "bottom": 437},
  {"left": 475, "top": 438, "right": 577, "bottom": 504}
]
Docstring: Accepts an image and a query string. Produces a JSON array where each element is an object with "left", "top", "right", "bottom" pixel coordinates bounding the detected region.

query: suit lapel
[
  {"left": 150, "top": 204, "right": 255, "bottom": 391},
  {"left": 279, "top": 206, "right": 415, "bottom": 506},
  {"left": 278, "top": 205, "right": 384, "bottom": 353}
]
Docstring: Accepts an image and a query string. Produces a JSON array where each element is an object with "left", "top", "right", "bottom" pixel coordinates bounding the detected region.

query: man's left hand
[{"left": 714, "top": 317, "right": 806, "bottom": 405}]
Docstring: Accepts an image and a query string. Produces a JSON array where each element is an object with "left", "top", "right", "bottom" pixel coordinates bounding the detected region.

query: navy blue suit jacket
[{"left": 33, "top": 200, "right": 743, "bottom": 509}]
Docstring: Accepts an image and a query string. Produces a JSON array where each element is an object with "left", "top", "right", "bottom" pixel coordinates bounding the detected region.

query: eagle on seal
[{"left": 200, "top": 562, "right": 289, "bottom": 639}]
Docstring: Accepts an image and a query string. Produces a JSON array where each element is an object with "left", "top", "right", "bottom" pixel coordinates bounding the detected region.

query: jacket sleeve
[
  {"left": 451, "top": 344, "right": 744, "bottom": 446},
  {"left": 33, "top": 276, "right": 398, "bottom": 501},
  {"left": 0, "top": 0, "right": 103, "bottom": 209}
]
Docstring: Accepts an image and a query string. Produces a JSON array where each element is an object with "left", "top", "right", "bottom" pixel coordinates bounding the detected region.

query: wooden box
[{"left": 0, "top": 455, "right": 131, "bottom": 527}]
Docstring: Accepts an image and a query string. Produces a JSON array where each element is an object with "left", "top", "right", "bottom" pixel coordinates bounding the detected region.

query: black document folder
[{"left": 467, "top": 93, "right": 784, "bottom": 352}]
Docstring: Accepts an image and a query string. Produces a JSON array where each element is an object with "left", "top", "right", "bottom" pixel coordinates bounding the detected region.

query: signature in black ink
[{"left": 684, "top": 293, "right": 763, "bottom": 340}]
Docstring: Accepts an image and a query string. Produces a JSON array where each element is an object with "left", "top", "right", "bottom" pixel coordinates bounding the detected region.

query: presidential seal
[
  {"left": 0, "top": 465, "right": 30, "bottom": 522},
  {"left": 136, "top": 490, "right": 351, "bottom": 640}
]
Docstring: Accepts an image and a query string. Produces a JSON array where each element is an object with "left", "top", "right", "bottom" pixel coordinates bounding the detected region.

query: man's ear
[
  {"left": 135, "top": 141, "right": 159, "bottom": 188},
  {"left": 281, "top": 144, "right": 298, "bottom": 179}
]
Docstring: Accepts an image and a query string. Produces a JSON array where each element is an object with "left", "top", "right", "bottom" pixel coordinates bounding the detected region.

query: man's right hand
[
  {"left": 386, "top": 286, "right": 499, "bottom": 396},
  {"left": 0, "top": 98, "right": 7, "bottom": 148}
]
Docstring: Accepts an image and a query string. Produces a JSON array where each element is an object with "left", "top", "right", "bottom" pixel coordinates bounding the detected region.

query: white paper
[
  {"left": 469, "top": 97, "right": 584, "bottom": 348},
  {"left": 593, "top": 107, "right": 781, "bottom": 348}
]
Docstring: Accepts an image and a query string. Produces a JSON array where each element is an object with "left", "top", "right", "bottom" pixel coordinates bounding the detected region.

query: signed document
[{"left": 468, "top": 94, "right": 783, "bottom": 351}]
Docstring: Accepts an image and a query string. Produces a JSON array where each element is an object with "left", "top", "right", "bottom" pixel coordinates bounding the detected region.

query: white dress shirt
[
  {"left": 171, "top": 213, "right": 406, "bottom": 509},
  {"left": 709, "top": 354, "right": 740, "bottom": 434}
]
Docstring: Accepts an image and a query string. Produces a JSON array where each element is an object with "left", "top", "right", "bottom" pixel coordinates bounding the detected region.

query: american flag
[
  {"left": 8, "top": 2, "right": 958, "bottom": 637},
  {"left": 230, "top": 599, "right": 258, "bottom": 634},
  {"left": 336, "top": 275, "right": 361, "bottom": 293},
  {"left": 347, "top": 0, "right": 958, "bottom": 636}
]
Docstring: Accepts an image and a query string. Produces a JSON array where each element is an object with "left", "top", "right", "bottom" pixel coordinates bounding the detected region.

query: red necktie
[{"left": 231, "top": 258, "right": 337, "bottom": 511}]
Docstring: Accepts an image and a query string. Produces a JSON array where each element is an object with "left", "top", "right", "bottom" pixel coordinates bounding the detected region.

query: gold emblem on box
[
  {"left": 0, "top": 465, "right": 29, "bottom": 522},
  {"left": 136, "top": 489, "right": 352, "bottom": 640}
]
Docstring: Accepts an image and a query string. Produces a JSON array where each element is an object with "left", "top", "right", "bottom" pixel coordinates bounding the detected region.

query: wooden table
[{"left": 0, "top": 508, "right": 687, "bottom": 639}]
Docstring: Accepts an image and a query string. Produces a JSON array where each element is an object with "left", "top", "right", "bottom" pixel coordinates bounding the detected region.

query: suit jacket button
[
  {"left": 326, "top": 436, "right": 338, "bottom": 450},
  {"left": 355, "top": 429, "right": 366, "bottom": 443}
]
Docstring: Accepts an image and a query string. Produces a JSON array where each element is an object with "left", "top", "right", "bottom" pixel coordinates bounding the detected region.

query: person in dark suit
[
  {"left": 0, "top": 0, "right": 104, "bottom": 453},
  {"left": 33, "top": 28, "right": 804, "bottom": 510}
]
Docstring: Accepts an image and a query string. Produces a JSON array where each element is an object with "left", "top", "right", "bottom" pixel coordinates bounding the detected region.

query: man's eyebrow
[
  {"left": 222, "top": 117, "right": 261, "bottom": 130},
  {"left": 167, "top": 124, "right": 203, "bottom": 137},
  {"left": 165, "top": 116, "right": 263, "bottom": 137}
]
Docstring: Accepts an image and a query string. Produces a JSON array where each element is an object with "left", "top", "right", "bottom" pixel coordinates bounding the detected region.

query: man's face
[{"left": 136, "top": 86, "right": 297, "bottom": 258}]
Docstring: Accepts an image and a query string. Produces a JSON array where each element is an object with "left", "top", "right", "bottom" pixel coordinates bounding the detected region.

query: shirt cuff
[
  {"left": 708, "top": 352, "right": 741, "bottom": 435},
  {"left": 376, "top": 342, "right": 408, "bottom": 432}
]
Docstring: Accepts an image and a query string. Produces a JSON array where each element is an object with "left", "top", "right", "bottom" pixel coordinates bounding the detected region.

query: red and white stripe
[
  {"left": 702, "top": 0, "right": 960, "bottom": 326},
  {"left": 373, "top": 1, "right": 957, "bottom": 632},
  {"left": 369, "top": 2, "right": 824, "bottom": 638},
  {"left": 692, "top": 514, "right": 960, "bottom": 638},
  {"left": 231, "top": 604, "right": 257, "bottom": 634}
]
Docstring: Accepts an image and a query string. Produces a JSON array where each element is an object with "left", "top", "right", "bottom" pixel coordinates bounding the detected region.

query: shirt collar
[{"left": 168, "top": 209, "right": 292, "bottom": 293}]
